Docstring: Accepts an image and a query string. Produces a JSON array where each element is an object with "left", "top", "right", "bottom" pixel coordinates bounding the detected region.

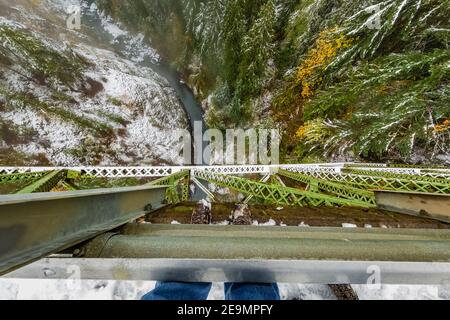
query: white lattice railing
[{"left": 0, "top": 163, "right": 449, "bottom": 179}]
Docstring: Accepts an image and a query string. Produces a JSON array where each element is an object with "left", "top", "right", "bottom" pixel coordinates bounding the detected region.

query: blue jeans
[{"left": 142, "top": 282, "right": 280, "bottom": 300}]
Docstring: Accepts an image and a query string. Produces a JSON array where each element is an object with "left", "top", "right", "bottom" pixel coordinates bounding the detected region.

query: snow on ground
[
  {"left": 214, "top": 220, "right": 230, "bottom": 225},
  {"left": 0, "top": 279, "right": 156, "bottom": 300},
  {"left": 342, "top": 223, "right": 358, "bottom": 228},
  {"left": 253, "top": 219, "right": 277, "bottom": 226},
  {"left": 49, "top": 0, "right": 160, "bottom": 63},
  {"left": 1, "top": 0, "right": 187, "bottom": 165},
  {"left": 1, "top": 279, "right": 449, "bottom": 300},
  {"left": 299, "top": 222, "right": 310, "bottom": 227}
]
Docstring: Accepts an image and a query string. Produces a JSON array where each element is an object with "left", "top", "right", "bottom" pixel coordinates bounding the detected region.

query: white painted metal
[
  {"left": 352, "top": 167, "right": 450, "bottom": 178},
  {"left": 0, "top": 163, "right": 449, "bottom": 178},
  {"left": 191, "top": 176, "right": 216, "bottom": 201},
  {"left": 5, "top": 258, "right": 450, "bottom": 285}
]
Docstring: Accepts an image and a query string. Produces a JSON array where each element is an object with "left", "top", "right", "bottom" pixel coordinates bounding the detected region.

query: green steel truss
[
  {"left": 16, "top": 170, "right": 67, "bottom": 194},
  {"left": 343, "top": 168, "right": 450, "bottom": 184},
  {"left": 343, "top": 163, "right": 450, "bottom": 170},
  {"left": 194, "top": 170, "right": 372, "bottom": 208},
  {"left": 293, "top": 170, "right": 450, "bottom": 194},
  {"left": 1, "top": 166, "right": 448, "bottom": 207},
  {"left": 61, "top": 181, "right": 78, "bottom": 191},
  {"left": 277, "top": 169, "right": 376, "bottom": 205},
  {"left": 0, "top": 171, "right": 48, "bottom": 185},
  {"left": 147, "top": 170, "right": 190, "bottom": 204},
  {"left": 0, "top": 169, "right": 189, "bottom": 200}
]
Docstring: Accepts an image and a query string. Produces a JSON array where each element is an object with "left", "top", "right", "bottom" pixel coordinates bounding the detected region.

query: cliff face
[
  {"left": 96, "top": 0, "right": 450, "bottom": 165},
  {"left": 0, "top": 0, "right": 189, "bottom": 166}
]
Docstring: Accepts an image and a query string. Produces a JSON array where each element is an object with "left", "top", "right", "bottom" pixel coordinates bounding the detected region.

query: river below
[{"left": 81, "top": 3, "right": 208, "bottom": 165}]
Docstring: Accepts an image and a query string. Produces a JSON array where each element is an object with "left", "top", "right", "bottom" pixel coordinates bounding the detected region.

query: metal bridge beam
[
  {"left": 16, "top": 170, "right": 66, "bottom": 194},
  {"left": 6, "top": 224, "right": 450, "bottom": 284},
  {"left": 0, "top": 185, "right": 168, "bottom": 275},
  {"left": 84, "top": 224, "right": 450, "bottom": 262},
  {"left": 147, "top": 170, "right": 190, "bottom": 203},
  {"left": 0, "top": 171, "right": 49, "bottom": 185},
  {"left": 342, "top": 168, "right": 450, "bottom": 184},
  {"left": 277, "top": 169, "right": 376, "bottom": 205},
  {"left": 193, "top": 170, "right": 371, "bottom": 208},
  {"left": 1, "top": 164, "right": 449, "bottom": 179},
  {"left": 5, "top": 258, "right": 450, "bottom": 285},
  {"left": 286, "top": 168, "right": 450, "bottom": 194},
  {"left": 375, "top": 191, "right": 450, "bottom": 223}
]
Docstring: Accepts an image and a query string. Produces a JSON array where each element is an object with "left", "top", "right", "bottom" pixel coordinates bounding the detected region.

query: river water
[{"left": 80, "top": 3, "right": 208, "bottom": 165}]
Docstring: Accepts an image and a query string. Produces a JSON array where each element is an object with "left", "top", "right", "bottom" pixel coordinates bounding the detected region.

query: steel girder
[
  {"left": 60, "top": 181, "right": 78, "bottom": 191},
  {"left": 6, "top": 257, "right": 450, "bottom": 285},
  {"left": 342, "top": 164, "right": 450, "bottom": 179},
  {"left": 0, "top": 185, "right": 168, "bottom": 275},
  {"left": 84, "top": 224, "right": 450, "bottom": 263},
  {"left": 0, "top": 171, "right": 49, "bottom": 185},
  {"left": 277, "top": 169, "right": 376, "bottom": 205},
  {"left": 343, "top": 169, "right": 450, "bottom": 184},
  {"left": 193, "top": 170, "right": 371, "bottom": 208},
  {"left": 16, "top": 170, "right": 67, "bottom": 194},
  {"left": 287, "top": 168, "right": 450, "bottom": 194},
  {"left": 0, "top": 169, "right": 189, "bottom": 200},
  {"left": 147, "top": 170, "right": 190, "bottom": 203},
  {"left": 375, "top": 191, "right": 450, "bottom": 223}
]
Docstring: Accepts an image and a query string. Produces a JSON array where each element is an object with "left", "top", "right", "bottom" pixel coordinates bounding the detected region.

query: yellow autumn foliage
[
  {"left": 296, "top": 118, "right": 330, "bottom": 143},
  {"left": 434, "top": 119, "right": 450, "bottom": 133},
  {"left": 296, "top": 28, "right": 352, "bottom": 98}
]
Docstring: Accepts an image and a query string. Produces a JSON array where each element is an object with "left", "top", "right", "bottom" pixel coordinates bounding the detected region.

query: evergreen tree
[
  {"left": 222, "top": 0, "right": 247, "bottom": 89},
  {"left": 194, "top": 0, "right": 226, "bottom": 59},
  {"left": 237, "top": 0, "right": 276, "bottom": 96}
]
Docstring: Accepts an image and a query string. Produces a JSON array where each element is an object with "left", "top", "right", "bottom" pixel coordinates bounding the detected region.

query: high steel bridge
[{"left": 1, "top": 163, "right": 450, "bottom": 286}]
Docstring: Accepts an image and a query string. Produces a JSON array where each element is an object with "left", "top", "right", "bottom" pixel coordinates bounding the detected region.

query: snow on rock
[
  {"left": 214, "top": 220, "right": 230, "bottom": 226},
  {"left": 342, "top": 223, "right": 358, "bottom": 228},
  {"left": 299, "top": 222, "right": 310, "bottom": 227},
  {"left": 199, "top": 199, "right": 212, "bottom": 210},
  {"left": 0, "top": 0, "right": 188, "bottom": 166},
  {"left": 208, "top": 183, "right": 230, "bottom": 196},
  {"left": 278, "top": 283, "right": 337, "bottom": 300},
  {"left": 253, "top": 219, "right": 277, "bottom": 227}
]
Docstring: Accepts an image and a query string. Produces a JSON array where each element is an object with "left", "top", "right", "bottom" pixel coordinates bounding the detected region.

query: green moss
[
  {"left": 51, "top": 90, "right": 76, "bottom": 103},
  {"left": 73, "top": 177, "right": 152, "bottom": 190},
  {"left": 0, "top": 26, "right": 89, "bottom": 87},
  {"left": 0, "top": 147, "right": 50, "bottom": 166},
  {"left": 97, "top": 110, "right": 128, "bottom": 126},
  {"left": 64, "top": 148, "right": 85, "bottom": 159},
  {"left": 107, "top": 96, "right": 123, "bottom": 106},
  {"left": 5, "top": 91, "right": 113, "bottom": 136}
]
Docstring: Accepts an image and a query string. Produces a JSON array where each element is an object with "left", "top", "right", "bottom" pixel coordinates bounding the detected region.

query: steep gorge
[
  {"left": 0, "top": 0, "right": 190, "bottom": 166},
  {"left": 96, "top": 0, "right": 450, "bottom": 165}
]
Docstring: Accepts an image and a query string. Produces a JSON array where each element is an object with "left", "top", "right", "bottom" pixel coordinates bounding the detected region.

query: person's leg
[
  {"left": 224, "top": 283, "right": 280, "bottom": 300},
  {"left": 225, "top": 205, "right": 281, "bottom": 300},
  {"left": 142, "top": 200, "right": 214, "bottom": 301},
  {"left": 142, "top": 282, "right": 212, "bottom": 300}
]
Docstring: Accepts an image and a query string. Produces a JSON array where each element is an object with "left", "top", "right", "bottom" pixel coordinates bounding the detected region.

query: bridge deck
[{"left": 147, "top": 202, "right": 450, "bottom": 229}]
